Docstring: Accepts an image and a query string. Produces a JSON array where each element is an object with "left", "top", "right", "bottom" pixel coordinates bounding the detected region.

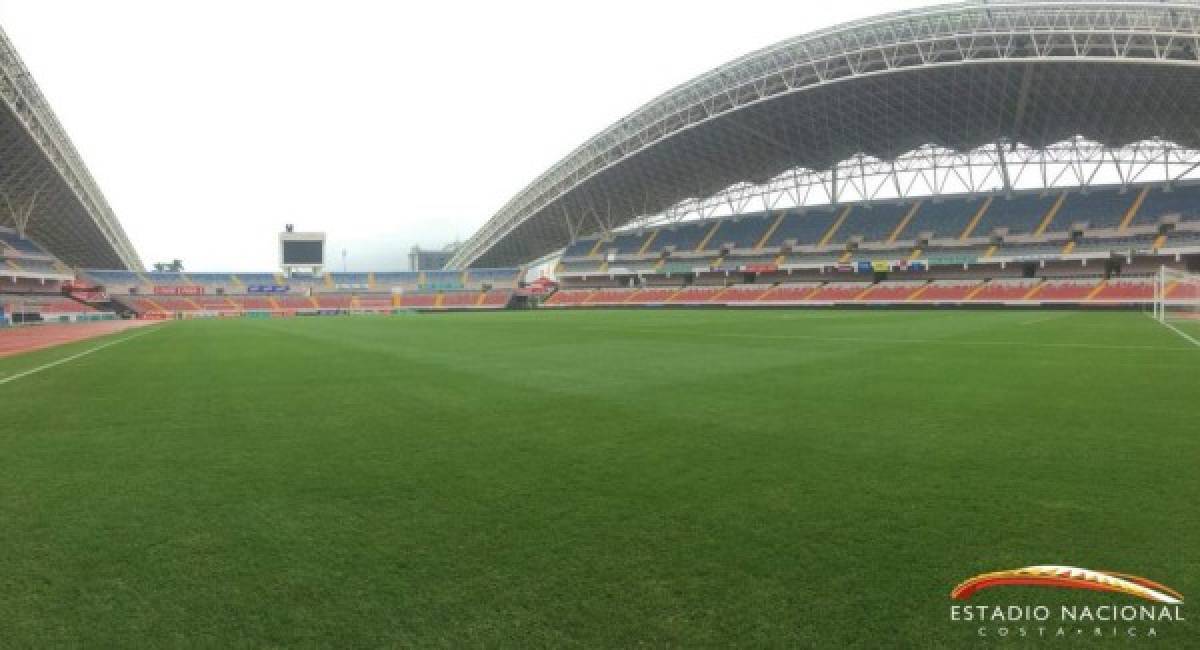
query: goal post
[{"left": 1157, "top": 266, "right": 1200, "bottom": 324}]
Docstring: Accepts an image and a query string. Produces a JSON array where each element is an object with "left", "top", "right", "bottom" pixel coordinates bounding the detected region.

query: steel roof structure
[
  {"left": 0, "top": 26, "right": 141, "bottom": 270},
  {"left": 450, "top": 0, "right": 1200, "bottom": 269}
]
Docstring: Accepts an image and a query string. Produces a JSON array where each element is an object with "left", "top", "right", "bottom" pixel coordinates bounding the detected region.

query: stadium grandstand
[
  {"left": 449, "top": 0, "right": 1200, "bottom": 315},
  {"left": 9, "top": 2, "right": 1200, "bottom": 324},
  {"left": 4, "top": 2, "right": 1200, "bottom": 647}
]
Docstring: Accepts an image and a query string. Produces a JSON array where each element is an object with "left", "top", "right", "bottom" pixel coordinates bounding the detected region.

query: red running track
[{"left": 0, "top": 320, "right": 161, "bottom": 358}]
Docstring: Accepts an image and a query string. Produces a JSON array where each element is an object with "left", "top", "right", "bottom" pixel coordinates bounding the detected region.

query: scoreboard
[{"left": 279, "top": 231, "right": 325, "bottom": 270}]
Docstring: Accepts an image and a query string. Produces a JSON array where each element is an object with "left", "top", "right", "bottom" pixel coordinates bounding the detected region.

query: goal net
[{"left": 1155, "top": 267, "right": 1200, "bottom": 324}]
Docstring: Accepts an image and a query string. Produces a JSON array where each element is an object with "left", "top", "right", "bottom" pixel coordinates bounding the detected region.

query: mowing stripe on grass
[
  {"left": 0, "top": 328, "right": 159, "bottom": 386},
  {"left": 582, "top": 326, "right": 1193, "bottom": 351}
]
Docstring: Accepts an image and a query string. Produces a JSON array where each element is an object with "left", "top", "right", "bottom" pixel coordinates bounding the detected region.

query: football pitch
[{"left": 1, "top": 310, "right": 1197, "bottom": 647}]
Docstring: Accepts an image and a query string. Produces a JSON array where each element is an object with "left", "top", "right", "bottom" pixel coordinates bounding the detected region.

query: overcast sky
[{"left": 0, "top": 0, "right": 919, "bottom": 271}]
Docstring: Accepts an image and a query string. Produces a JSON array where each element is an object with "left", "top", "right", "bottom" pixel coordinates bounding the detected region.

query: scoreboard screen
[{"left": 281, "top": 240, "right": 324, "bottom": 265}]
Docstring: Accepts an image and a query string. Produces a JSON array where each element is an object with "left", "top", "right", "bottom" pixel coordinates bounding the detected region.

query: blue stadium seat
[
  {"left": 1074, "top": 235, "right": 1158, "bottom": 253},
  {"left": 1134, "top": 185, "right": 1200, "bottom": 226},
  {"left": 330, "top": 272, "right": 370, "bottom": 285},
  {"left": 833, "top": 203, "right": 910, "bottom": 244},
  {"left": 236, "top": 273, "right": 279, "bottom": 286},
  {"left": 422, "top": 270, "right": 463, "bottom": 290},
  {"left": 653, "top": 221, "right": 718, "bottom": 252},
  {"left": 765, "top": 208, "right": 840, "bottom": 247},
  {"left": 0, "top": 230, "right": 47, "bottom": 255},
  {"left": 1047, "top": 188, "right": 1133, "bottom": 231},
  {"left": 610, "top": 231, "right": 650, "bottom": 254},
  {"left": 709, "top": 213, "right": 772, "bottom": 250},
  {"left": 974, "top": 193, "right": 1058, "bottom": 235},
  {"left": 562, "top": 239, "right": 599, "bottom": 258},
  {"left": 900, "top": 198, "right": 983, "bottom": 240}
]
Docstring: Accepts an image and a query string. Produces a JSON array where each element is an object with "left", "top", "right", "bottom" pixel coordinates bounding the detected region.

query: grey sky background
[{"left": 0, "top": 0, "right": 916, "bottom": 271}]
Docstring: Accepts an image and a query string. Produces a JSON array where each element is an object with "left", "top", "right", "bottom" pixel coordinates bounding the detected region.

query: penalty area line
[
  {"left": 0, "top": 327, "right": 159, "bottom": 386},
  {"left": 1158, "top": 319, "right": 1200, "bottom": 349}
]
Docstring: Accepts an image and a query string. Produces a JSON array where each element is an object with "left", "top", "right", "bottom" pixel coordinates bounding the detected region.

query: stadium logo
[
  {"left": 949, "top": 565, "right": 1185, "bottom": 641},
  {"left": 952, "top": 566, "right": 1183, "bottom": 604}
]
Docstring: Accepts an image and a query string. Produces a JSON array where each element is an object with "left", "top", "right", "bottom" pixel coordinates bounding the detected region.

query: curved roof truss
[
  {"left": 0, "top": 26, "right": 141, "bottom": 269},
  {"left": 450, "top": 0, "right": 1200, "bottom": 268}
]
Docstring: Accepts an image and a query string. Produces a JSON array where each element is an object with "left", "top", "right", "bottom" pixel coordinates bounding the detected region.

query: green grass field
[{"left": 1, "top": 310, "right": 1197, "bottom": 647}]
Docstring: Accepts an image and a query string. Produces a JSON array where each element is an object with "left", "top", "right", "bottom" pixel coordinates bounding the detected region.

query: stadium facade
[
  {"left": 0, "top": 26, "right": 140, "bottom": 270},
  {"left": 449, "top": 0, "right": 1200, "bottom": 270},
  {"left": 5, "top": 1, "right": 1200, "bottom": 323}
]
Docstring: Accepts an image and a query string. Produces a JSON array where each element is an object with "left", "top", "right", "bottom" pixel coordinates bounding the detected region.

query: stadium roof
[
  {"left": 449, "top": 0, "right": 1200, "bottom": 269},
  {"left": 0, "top": 26, "right": 141, "bottom": 270}
]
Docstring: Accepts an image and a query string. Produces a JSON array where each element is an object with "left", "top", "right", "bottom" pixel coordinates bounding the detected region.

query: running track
[{"left": 0, "top": 320, "right": 161, "bottom": 358}]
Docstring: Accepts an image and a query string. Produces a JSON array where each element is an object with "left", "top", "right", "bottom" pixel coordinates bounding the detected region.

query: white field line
[
  {"left": 1159, "top": 320, "right": 1200, "bottom": 348},
  {"left": 0, "top": 327, "right": 159, "bottom": 386}
]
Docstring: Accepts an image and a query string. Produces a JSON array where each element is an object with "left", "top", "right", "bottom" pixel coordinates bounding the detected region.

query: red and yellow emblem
[{"left": 951, "top": 566, "right": 1183, "bottom": 604}]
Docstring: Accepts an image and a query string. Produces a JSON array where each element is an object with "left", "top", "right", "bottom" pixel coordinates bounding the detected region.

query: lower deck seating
[
  {"left": 1091, "top": 277, "right": 1154, "bottom": 302},
  {"left": 626, "top": 288, "right": 676, "bottom": 304},
  {"left": 1036, "top": 278, "right": 1102, "bottom": 301},
  {"left": 919, "top": 280, "right": 983, "bottom": 301},
  {"left": 544, "top": 275, "right": 1168, "bottom": 306},
  {"left": 586, "top": 288, "right": 636, "bottom": 304},
  {"left": 720, "top": 285, "right": 774, "bottom": 302},
  {"left": 545, "top": 289, "right": 593, "bottom": 306},
  {"left": 860, "top": 281, "right": 925, "bottom": 301},
  {"left": 0, "top": 295, "right": 96, "bottom": 314},
  {"left": 666, "top": 287, "right": 719, "bottom": 303},
  {"left": 969, "top": 278, "right": 1040, "bottom": 301},
  {"left": 807, "top": 282, "right": 872, "bottom": 301},
  {"left": 760, "top": 283, "right": 822, "bottom": 302}
]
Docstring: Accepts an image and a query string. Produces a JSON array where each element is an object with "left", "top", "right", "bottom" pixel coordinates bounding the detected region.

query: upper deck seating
[
  {"left": 329, "top": 272, "right": 369, "bottom": 286},
  {"left": 654, "top": 221, "right": 718, "bottom": 252},
  {"left": 765, "top": 209, "right": 840, "bottom": 247},
  {"left": 467, "top": 268, "right": 520, "bottom": 289},
  {"left": 562, "top": 239, "right": 599, "bottom": 258},
  {"left": 1133, "top": 185, "right": 1200, "bottom": 227},
  {"left": 374, "top": 272, "right": 420, "bottom": 290},
  {"left": 187, "top": 273, "right": 235, "bottom": 289},
  {"left": 995, "top": 241, "right": 1068, "bottom": 257},
  {"left": 1161, "top": 230, "right": 1200, "bottom": 248},
  {"left": 974, "top": 193, "right": 1058, "bottom": 235},
  {"left": 236, "top": 273, "right": 279, "bottom": 286},
  {"left": 0, "top": 230, "right": 48, "bottom": 255},
  {"left": 1074, "top": 235, "right": 1158, "bottom": 253},
  {"left": 6, "top": 258, "right": 61, "bottom": 274},
  {"left": 1048, "top": 189, "right": 1134, "bottom": 232},
  {"left": 899, "top": 198, "right": 985, "bottom": 241},
  {"left": 560, "top": 259, "right": 606, "bottom": 274},
  {"left": 833, "top": 204, "right": 910, "bottom": 244},
  {"left": 708, "top": 214, "right": 772, "bottom": 250},
  {"left": 423, "top": 271, "right": 463, "bottom": 290},
  {"left": 142, "top": 272, "right": 191, "bottom": 286},
  {"left": 608, "top": 231, "right": 650, "bottom": 255}
]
